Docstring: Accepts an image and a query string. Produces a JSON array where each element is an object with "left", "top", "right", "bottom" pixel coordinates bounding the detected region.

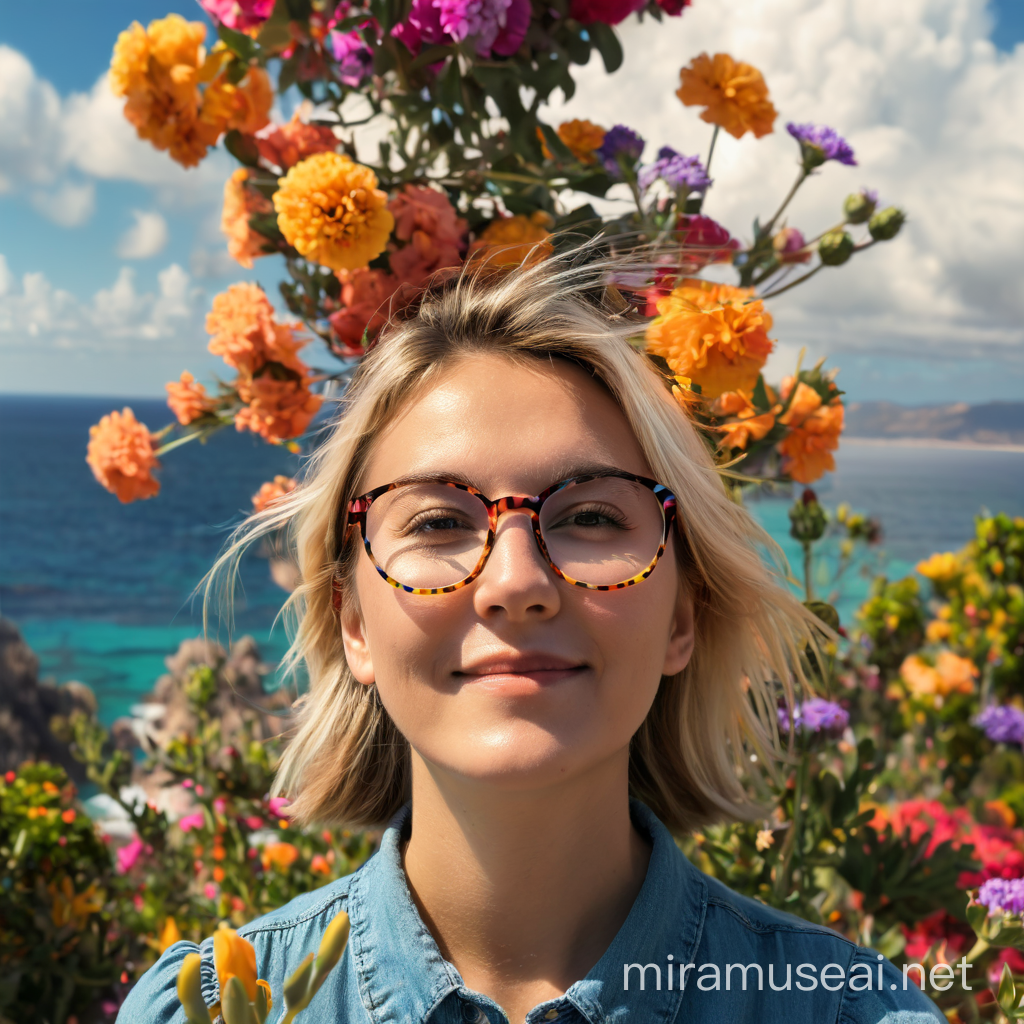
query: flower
[
  {"left": 786, "top": 122, "right": 856, "bottom": 168},
  {"left": 252, "top": 475, "right": 298, "bottom": 513},
  {"left": 199, "top": 66, "right": 273, "bottom": 138},
  {"left": 49, "top": 878, "right": 103, "bottom": 930},
  {"left": 329, "top": 268, "right": 402, "bottom": 354},
  {"left": 116, "top": 836, "right": 148, "bottom": 874},
  {"left": 676, "top": 53, "right": 777, "bottom": 139},
  {"left": 235, "top": 374, "right": 323, "bottom": 442},
  {"left": 110, "top": 15, "right": 218, "bottom": 167},
  {"left": 178, "top": 811, "right": 205, "bottom": 832},
  {"left": 221, "top": 168, "right": 274, "bottom": 268},
  {"left": 899, "top": 651, "right": 978, "bottom": 698},
  {"left": 392, "top": 0, "right": 446, "bottom": 54},
  {"left": 776, "top": 381, "right": 844, "bottom": 484},
  {"left": 595, "top": 125, "right": 645, "bottom": 179},
  {"left": 772, "top": 227, "right": 811, "bottom": 264},
  {"left": 387, "top": 184, "right": 467, "bottom": 286},
  {"left": 977, "top": 877, "right": 1024, "bottom": 916},
  {"left": 433, "top": 0, "right": 531, "bottom": 56},
  {"left": 975, "top": 705, "right": 1024, "bottom": 746},
  {"left": 310, "top": 854, "right": 332, "bottom": 875},
  {"left": 755, "top": 829, "right": 774, "bottom": 851},
  {"left": 199, "top": 0, "right": 274, "bottom": 31},
  {"left": 645, "top": 280, "right": 774, "bottom": 399},
  {"left": 469, "top": 211, "right": 554, "bottom": 267},
  {"left": 166, "top": 371, "right": 213, "bottom": 425},
  {"left": 158, "top": 917, "right": 183, "bottom": 952},
  {"left": 638, "top": 147, "right": 711, "bottom": 193},
  {"left": 261, "top": 841, "right": 300, "bottom": 871},
  {"left": 86, "top": 408, "right": 161, "bottom": 503},
  {"left": 206, "top": 283, "right": 307, "bottom": 375},
  {"left": 569, "top": 0, "right": 646, "bottom": 26},
  {"left": 255, "top": 113, "right": 338, "bottom": 172},
  {"left": 777, "top": 698, "right": 849, "bottom": 736},
  {"left": 268, "top": 796, "right": 291, "bottom": 817},
  {"left": 990, "top": 949, "right": 1024, "bottom": 986},
  {"left": 274, "top": 152, "right": 394, "bottom": 272},
  {"left": 917, "top": 551, "right": 962, "bottom": 582},
  {"left": 328, "top": 29, "right": 374, "bottom": 87},
  {"left": 544, "top": 119, "right": 606, "bottom": 163},
  {"left": 655, "top": 0, "right": 691, "bottom": 12},
  {"left": 711, "top": 390, "right": 776, "bottom": 450},
  {"left": 214, "top": 927, "right": 259, "bottom": 1002}
]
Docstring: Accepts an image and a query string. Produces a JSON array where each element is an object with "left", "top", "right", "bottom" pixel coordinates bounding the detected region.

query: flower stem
[
  {"left": 762, "top": 167, "right": 810, "bottom": 241},
  {"left": 705, "top": 125, "right": 720, "bottom": 177},
  {"left": 803, "top": 540, "right": 814, "bottom": 602},
  {"left": 760, "top": 264, "right": 823, "bottom": 300}
]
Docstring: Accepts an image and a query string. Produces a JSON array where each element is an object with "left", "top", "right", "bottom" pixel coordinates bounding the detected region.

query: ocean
[{"left": 3, "top": 395, "right": 1023, "bottom": 724}]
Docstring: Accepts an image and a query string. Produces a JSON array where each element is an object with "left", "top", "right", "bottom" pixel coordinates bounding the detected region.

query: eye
[
  {"left": 551, "top": 505, "right": 630, "bottom": 530},
  {"left": 405, "top": 509, "right": 477, "bottom": 535}
]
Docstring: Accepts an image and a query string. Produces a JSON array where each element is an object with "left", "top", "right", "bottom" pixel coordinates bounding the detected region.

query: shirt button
[
  {"left": 461, "top": 1002, "right": 481, "bottom": 1022},
  {"left": 544, "top": 1011, "right": 559, "bottom": 1021}
]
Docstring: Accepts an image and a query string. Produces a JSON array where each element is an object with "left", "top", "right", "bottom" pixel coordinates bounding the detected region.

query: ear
[
  {"left": 662, "top": 588, "right": 695, "bottom": 677},
  {"left": 339, "top": 591, "right": 375, "bottom": 686}
]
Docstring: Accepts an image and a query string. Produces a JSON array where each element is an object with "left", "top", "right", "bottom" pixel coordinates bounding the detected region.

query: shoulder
[{"left": 115, "top": 873, "right": 357, "bottom": 1024}]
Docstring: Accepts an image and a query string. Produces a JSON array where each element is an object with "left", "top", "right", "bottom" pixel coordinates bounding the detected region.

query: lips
[{"left": 453, "top": 652, "right": 587, "bottom": 688}]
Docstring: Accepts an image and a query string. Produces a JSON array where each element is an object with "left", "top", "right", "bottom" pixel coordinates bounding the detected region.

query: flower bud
[
  {"left": 818, "top": 230, "right": 854, "bottom": 266},
  {"left": 843, "top": 189, "right": 877, "bottom": 224},
  {"left": 282, "top": 952, "right": 314, "bottom": 1013},
  {"left": 177, "top": 953, "right": 213, "bottom": 1024},
  {"left": 221, "top": 975, "right": 257, "bottom": 1024},
  {"left": 310, "top": 910, "right": 351, "bottom": 998},
  {"left": 868, "top": 206, "right": 905, "bottom": 241},
  {"left": 254, "top": 980, "right": 272, "bottom": 1024},
  {"left": 789, "top": 489, "right": 827, "bottom": 542}
]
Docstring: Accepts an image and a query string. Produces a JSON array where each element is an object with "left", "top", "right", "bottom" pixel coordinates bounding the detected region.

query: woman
[{"left": 120, "top": 248, "right": 941, "bottom": 1023}]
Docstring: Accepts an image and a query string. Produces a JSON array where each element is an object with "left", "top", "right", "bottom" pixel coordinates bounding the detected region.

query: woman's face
[{"left": 341, "top": 353, "right": 694, "bottom": 791}]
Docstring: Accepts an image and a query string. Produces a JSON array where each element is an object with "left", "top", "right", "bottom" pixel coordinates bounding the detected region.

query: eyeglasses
[{"left": 343, "top": 471, "right": 678, "bottom": 595}]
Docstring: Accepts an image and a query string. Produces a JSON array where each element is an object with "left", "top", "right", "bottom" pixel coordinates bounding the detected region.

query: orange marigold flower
[
  {"left": 387, "top": 185, "right": 466, "bottom": 287},
  {"left": 255, "top": 111, "right": 338, "bottom": 171},
  {"left": 86, "top": 408, "right": 161, "bottom": 503},
  {"left": 329, "top": 268, "right": 402, "bottom": 355},
  {"left": 776, "top": 381, "right": 844, "bottom": 483},
  {"left": 310, "top": 854, "right": 331, "bottom": 875},
  {"left": 538, "top": 119, "right": 607, "bottom": 162},
  {"left": 645, "top": 282, "right": 774, "bottom": 400},
  {"left": 109, "top": 15, "right": 220, "bottom": 168},
  {"left": 273, "top": 152, "right": 394, "bottom": 272},
  {"left": 711, "top": 390, "right": 777, "bottom": 450},
  {"left": 469, "top": 211, "right": 554, "bottom": 267},
  {"left": 199, "top": 66, "right": 273, "bottom": 136},
  {"left": 252, "top": 475, "right": 297, "bottom": 512},
  {"left": 235, "top": 374, "right": 322, "bottom": 442},
  {"left": 222, "top": 168, "right": 274, "bottom": 268},
  {"left": 166, "top": 371, "right": 212, "bottom": 425},
  {"left": 676, "top": 52, "right": 777, "bottom": 140},
  {"left": 206, "top": 283, "right": 306, "bottom": 375},
  {"left": 900, "top": 652, "right": 978, "bottom": 698},
  {"left": 260, "top": 841, "right": 300, "bottom": 871}
]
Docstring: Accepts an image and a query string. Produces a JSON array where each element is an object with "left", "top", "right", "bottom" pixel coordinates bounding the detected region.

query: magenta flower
[
  {"left": 786, "top": 122, "right": 857, "bottom": 168},
  {"left": 638, "top": 147, "right": 711, "bottom": 193},
  {"left": 244, "top": 815, "right": 265, "bottom": 830},
  {"left": 204, "top": 882, "right": 220, "bottom": 900},
  {"left": 198, "top": 0, "right": 275, "bottom": 31},
  {"left": 975, "top": 705, "right": 1024, "bottom": 747},
  {"left": 116, "top": 836, "right": 147, "bottom": 874},
  {"left": 392, "top": 0, "right": 528, "bottom": 57},
  {"left": 329, "top": 29, "right": 374, "bottom": 87},
  {"left": 596, "top": 125, "right": 645, "bottom": 180},
  {"left": 570, "top": 0, "right": 646, "bottom": 25},
  {"left": 178, "top": 811, "right": 206, "bottom": 833},
  {"left": 978, "top": 877, "right": 1024, "bottom": 916},
  {"left": 268, "top": 796, "right": 291, "bottom": 817}
]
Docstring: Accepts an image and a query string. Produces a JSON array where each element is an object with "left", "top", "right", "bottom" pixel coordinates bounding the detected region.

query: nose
[{"left": 471, "top": 509, "right": 561, "bottom": 622}]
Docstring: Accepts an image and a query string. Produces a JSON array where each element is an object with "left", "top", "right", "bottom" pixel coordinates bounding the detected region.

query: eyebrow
[{"left": 388, "top": 462, "right": 633, "bottom": 495}]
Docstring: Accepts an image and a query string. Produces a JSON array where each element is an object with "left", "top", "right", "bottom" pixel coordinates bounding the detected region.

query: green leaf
[
  {"left": 587, "top": 22, "right": 623, "bottom": 73},
  {"left": 538, "top": 123, "right": 574, "bottom": 163},
  {"left": 999, "top": 960, "right": 1017, "bottom": 1012},
  {"left": 804, "top": 601, "right": 840, "bottom": 631},
  {"left": 217, "top": 24, "right": 259, "bottom": 63},
  {"left": 224, "top": 130, "right": 261, "bottom": 167},
  {"left": 410, "top": 45, "right": 454, "bottom": 71},
  {"left": 569, "top": 170, "right": 613, "bottom": 197}
]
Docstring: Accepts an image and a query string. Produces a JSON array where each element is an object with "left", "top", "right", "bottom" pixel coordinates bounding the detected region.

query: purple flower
[
  {"left": 778, "top": 698, "right": 849, "bottom": 736},
  {"left": 978, "top": 877, "right": 1024, "bottom": 916},
  {"left": 596, "top": 125, "right": 645, "bottom": 180},
  {"left": 786, "top": 122, "right": 857, "bottom": 168},
  {"left": 975, "top": 704, "right": 1024, "bottom": 747},
  {"left": 393, "top": 0, "right": 528, "bottom": 58},
  {"left": 638, "top": 147, "right": 711, "bottom": 193},
  {"left": 329, "top": 29, "right": 374, "bottom": 87}
]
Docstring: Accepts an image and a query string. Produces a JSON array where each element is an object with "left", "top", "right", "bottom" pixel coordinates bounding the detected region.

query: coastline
[{"left": 843, "top": 436, "right": 1024, "bottom": 454}]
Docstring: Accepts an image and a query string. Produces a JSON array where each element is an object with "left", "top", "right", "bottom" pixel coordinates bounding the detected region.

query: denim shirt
[{"left": 118, "top": 801, "right": 942, "bottom": 1024}]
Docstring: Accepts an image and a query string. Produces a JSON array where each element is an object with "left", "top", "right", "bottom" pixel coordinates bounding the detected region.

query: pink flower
[
  {"left": 182, "top": 779, "right": 194, "bottom": 789},
  {"left": 244, "top": 815, "right": 265, "bottom": 830},
  {"left": 213, "top": 797, "right": 227, "bottom": 815},
  {"left": 268, "top": 796, "right": 291, "bottom": 817},
  {"left": 328, "top": 29, "right": 374, "bottom": 87},
  {"left": 569, "top": 0, "right": 646, "bottom": 26},
  {"left": 116, "top": 836, "right": 147, "bottom": 874},
  {"left": 198, "top": 0, "right": 275, "bottom": 31},
  {"left": 203, "top": 882, "right": 219, "bottom": 900},
  {"left": 178, "top": 811, "right": 206, "bottom": 833}
]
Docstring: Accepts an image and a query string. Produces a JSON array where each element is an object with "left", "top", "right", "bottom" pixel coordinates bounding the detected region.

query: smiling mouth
[{"left": 453, "top": 657, "right": 588, "bottom": 687}]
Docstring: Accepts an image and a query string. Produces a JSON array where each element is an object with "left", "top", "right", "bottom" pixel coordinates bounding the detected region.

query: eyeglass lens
[{"left": 363, "top": 478, "right": 666, "bottom": 589}]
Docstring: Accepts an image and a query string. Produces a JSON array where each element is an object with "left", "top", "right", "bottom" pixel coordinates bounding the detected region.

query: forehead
[{"left": 359, "top": 352, "right": 652, "bottom": 496}]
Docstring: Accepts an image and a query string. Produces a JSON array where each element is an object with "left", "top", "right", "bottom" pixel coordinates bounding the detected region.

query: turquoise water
[{"left": 3, "top": 396, "right": 1023, "bottom": 723}]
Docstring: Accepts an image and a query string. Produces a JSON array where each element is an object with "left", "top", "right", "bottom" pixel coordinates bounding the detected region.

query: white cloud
[
  {"left": 545, "top": 0, "right": 1024, "bottom": 366},
  {"left": 30, "top": 180, "right": 96, "bottom": 227},
  {"left": 0, "top": 45, "right": 62, "bottom": 191},
  {"left": 0, "top": 257, "right": 203, "bottom": 352},
  {"left": 117, "top": 210, "right": 169, "bottom": 259}
]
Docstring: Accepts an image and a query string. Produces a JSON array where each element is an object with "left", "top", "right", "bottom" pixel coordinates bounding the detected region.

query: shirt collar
[{"left": 345, "top": 799, "right": 707, "bottom": 1024}]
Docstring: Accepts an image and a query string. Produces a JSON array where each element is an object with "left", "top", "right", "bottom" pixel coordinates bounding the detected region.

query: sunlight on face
[{"left": 340, "top": 353, "right": 693, "bottom": 790}]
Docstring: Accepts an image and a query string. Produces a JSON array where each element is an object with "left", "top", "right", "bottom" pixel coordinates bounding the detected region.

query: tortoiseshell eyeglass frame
[{"left": 339, "top": 471, "right": 679, "bottom": 596}]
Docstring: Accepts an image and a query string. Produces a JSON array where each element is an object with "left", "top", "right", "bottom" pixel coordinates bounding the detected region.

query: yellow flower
[
  {"left": 273, "top": 152, "right": 394, "bottom": 272},
  {"left": 213, "top": 926, "right": 259, "bottom": 1002},
  {"left": 49, "top": 877, "right": 103, "bottom": 930},
  {"left": 925, "top": 619, "right": 952, "bottom": 642},
  {"left": 159, "top": 916, "right": 183, "bottom": 952},
  {"left": 900, "top": 651, "right": 978, "bottom": 697},
  {"left": 676, "top": 52, "right": 777, "bottom": 139},
  {"left": 469, "top": 211, "right": 554, "bottom": 267},
  {"left": 917, "top": 551, "right": 961, "bottom": 582},
  {"left": 200, "top": 67, "right": 273, "bottom": 136},
  {"left": 645, "top": 281, "right": 774, "bottom": 399}
]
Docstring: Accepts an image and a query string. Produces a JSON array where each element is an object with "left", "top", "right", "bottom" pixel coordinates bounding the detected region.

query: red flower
[{"left": 569, "top": 0, "right": 646, "bottom": 25}]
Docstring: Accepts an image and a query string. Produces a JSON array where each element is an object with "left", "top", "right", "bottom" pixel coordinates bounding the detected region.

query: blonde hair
[{"left": 209, "top": 241, "right": 822, "bottom": 834}]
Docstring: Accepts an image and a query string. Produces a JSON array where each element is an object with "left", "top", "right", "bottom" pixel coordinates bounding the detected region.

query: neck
[{"left": 401, "top": 751, "right": 651, "bottom": 1024}]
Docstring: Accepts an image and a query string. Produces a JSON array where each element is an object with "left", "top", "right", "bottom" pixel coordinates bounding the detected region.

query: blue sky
[{"left": 1, "top": 0, "right": 1023, "bottom": 404}]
